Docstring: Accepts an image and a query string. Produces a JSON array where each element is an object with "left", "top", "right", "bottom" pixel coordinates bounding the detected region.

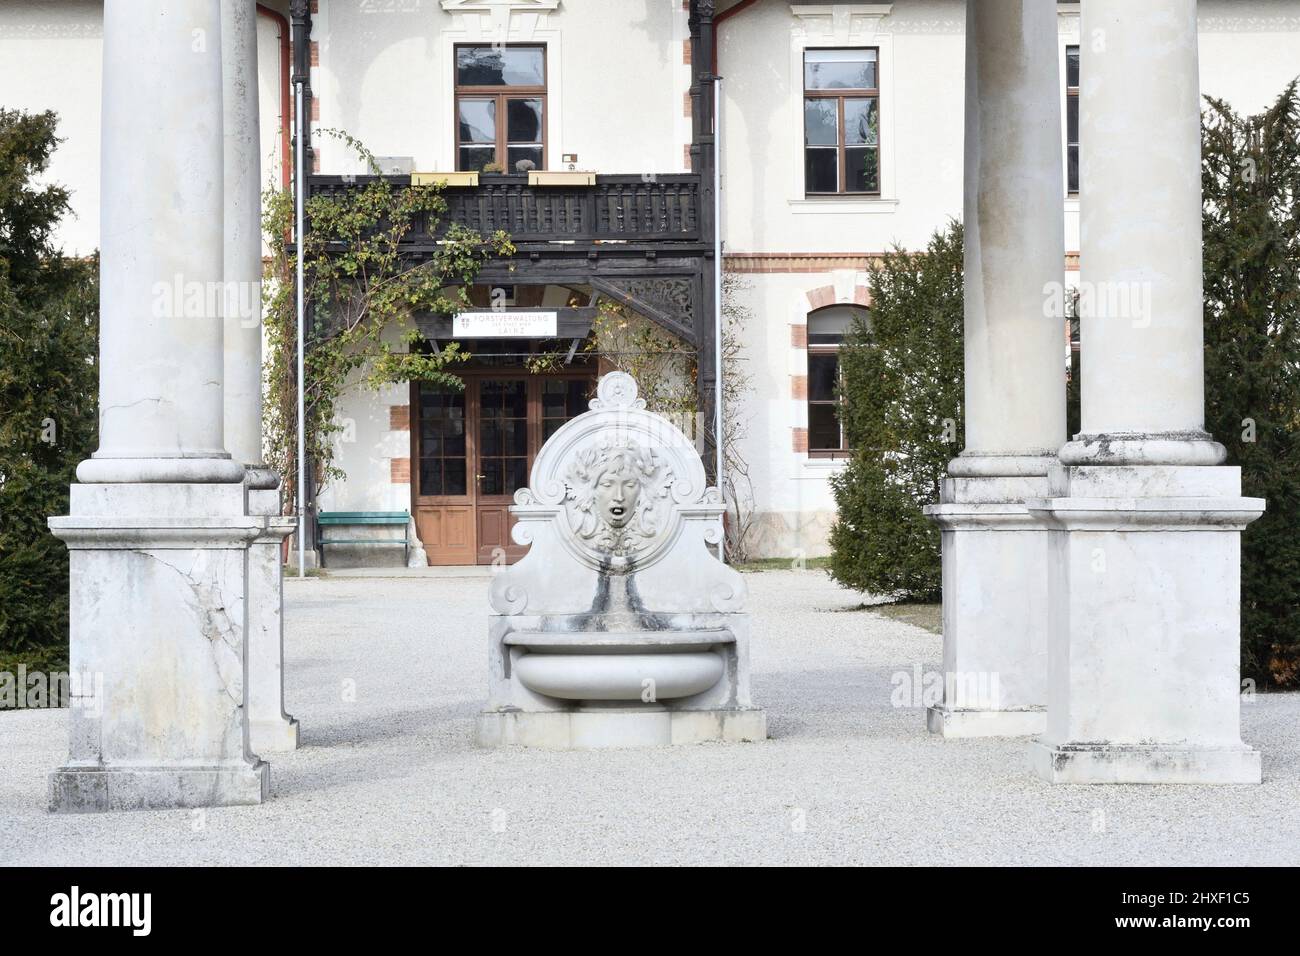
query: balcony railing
[{"left": 307, "top": 173, "right": 703, "bottom": 246}]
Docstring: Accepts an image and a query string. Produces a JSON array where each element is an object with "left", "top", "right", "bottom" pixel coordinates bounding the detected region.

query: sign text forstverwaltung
[{"left": 452, "top": 310, "right": 558, "bottom": 338}]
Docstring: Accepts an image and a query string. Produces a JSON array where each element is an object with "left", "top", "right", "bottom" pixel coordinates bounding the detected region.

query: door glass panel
[
  {"left": 480, "top": 418, "right": 500, "bottom": 456},
  {"left": 418, "top": 386, "right": 468, "bottom": 498},
  {"left": 503, "top": 419, "right": 527, "bottom": 455},
  {"left": 478, "top": 380, "right": 529, "bottom": 497},
  {"left": 419, "top": 461, "right": 442, "bottom": 496},
  {"left": 444, "top": 459, "right": 466, "bottom": 496},
  {"left": 541, "top": 379, "right": 592, "bottom": 443},
  {"left": 481, "top": 458, "right": 503, "bottom": 496},
  {"left": 543, "top": 383, "right": 566, "bottom": 416},
  {"left": 507, "top": 458, "right": 527, "bottom": 492},
  {"left": 444, "top": 416, "right": 466, "bottom": 456},
  {"left": 505, "top": 381, "right": 527, "bottom": 416}
]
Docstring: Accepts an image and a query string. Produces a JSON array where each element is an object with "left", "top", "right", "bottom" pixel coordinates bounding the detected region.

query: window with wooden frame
[
  {"left": 803, "top": 48, "right": 880, "bottom": 196},
  {"left": 806, "top": 306, "right": 864, "bottom": 457},
  {"left": 1066, "top": 45, "right": 1080, "bottom": 194},
  {"left": 455, "top": 44, "right": 546, "bottom": 173}
]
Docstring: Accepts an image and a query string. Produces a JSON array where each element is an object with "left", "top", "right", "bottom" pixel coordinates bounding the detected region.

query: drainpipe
[
  {"left": 698, "top": 2, "right": 758, "bottom": 561},
  {"left": 290, "top": 0, "right": 313, "bottom": 575},
  {"left": 713, "top": 73, "right": 724, "bottom": 562}
]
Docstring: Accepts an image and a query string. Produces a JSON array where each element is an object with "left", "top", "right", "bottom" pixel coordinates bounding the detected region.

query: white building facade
[{"left": 4, "top": 0, "right": 1298, "bottom": 564}]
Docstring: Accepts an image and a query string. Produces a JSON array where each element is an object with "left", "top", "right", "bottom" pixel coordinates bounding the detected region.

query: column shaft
[
  {"left": 222, "top": 0, "right": 267, "bottom": 473},
  {"left": 924, "top": 0, "right": 1065, "bottom": 737},
  {"left": 1063, "top": 0, "right": 1222, "bottom": 465},
  {"left": 954, "top": 0, "right": 1065, "bottom": 476},
  {"left": 82, "top": 0, "right": 242, "bottom": 484}
]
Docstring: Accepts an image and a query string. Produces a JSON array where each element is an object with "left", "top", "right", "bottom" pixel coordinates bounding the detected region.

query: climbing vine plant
[{"left": 262, "top": 131, "right": 514, "bottom": 503}]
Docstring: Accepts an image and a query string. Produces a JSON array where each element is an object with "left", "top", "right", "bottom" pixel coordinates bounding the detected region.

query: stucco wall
[{"left": 310, "top": 0, "right": 692, "bottom": 175}]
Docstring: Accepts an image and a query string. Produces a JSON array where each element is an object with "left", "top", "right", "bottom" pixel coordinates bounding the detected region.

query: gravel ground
[{"left": 2, "top": 568, "right": 1297, "bottom": 866}]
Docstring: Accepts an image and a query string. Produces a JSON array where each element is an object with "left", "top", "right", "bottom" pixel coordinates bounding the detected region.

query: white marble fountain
[{"left": 475, "top": 372, "right": 767, "bottom": 749}]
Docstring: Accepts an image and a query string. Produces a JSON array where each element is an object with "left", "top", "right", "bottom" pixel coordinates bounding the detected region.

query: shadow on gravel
[{"left": 295, "top": 701, "right": 479, "bottom": 749}]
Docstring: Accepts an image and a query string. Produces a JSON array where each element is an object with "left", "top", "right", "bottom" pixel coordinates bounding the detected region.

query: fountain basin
[{"left": 506, "top": 630, "right": 732, "bottom": 701}]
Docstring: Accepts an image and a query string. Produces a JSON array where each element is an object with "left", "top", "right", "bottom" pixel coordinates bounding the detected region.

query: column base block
[
  {"left": 250, "top": 718, "right": 300, "bottom": 754},
  {"left": 927, "top": 705, "right": 1046, "bottom": 738},
  {"left": 286, "top": 548, "right": 320, "bottom": 572},
  {"left": 49, "top": 762, "right": 269, "bottom": 813},
  {"left": 1028, "top": 741, "right": 1261, "bottom": 785},
  {"left": 925, "top": 474, "right": 1053, "bottom": 735},
  {"left": 475, "top": 707, "right": 767, "bottom": 750}
]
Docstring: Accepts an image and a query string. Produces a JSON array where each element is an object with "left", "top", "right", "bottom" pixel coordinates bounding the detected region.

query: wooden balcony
[{"left": 307, "top": 172, "right": 704, "bottom": 249}]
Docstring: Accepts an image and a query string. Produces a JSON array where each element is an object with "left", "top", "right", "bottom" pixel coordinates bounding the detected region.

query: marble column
[
  {"left": 221, "top": 0, "right": 299, "bottom": 753},
  {"left": 48, "top": 0, "right": 268, "bottom": 811},
  {"left": 922, "top": 0, "right": 1065, "bottom": 737},
  {"left": 1026, "top": 0, "right": 1263, "bottom": 783}
]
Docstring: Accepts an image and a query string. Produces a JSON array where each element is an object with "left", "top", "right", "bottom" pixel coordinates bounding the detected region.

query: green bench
[{"left": 316, "top": 511, "right": 410, "bottom": 568}]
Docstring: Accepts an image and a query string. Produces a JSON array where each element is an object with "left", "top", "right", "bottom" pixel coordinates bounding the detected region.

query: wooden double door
[{"left": 412, "top": 373, "right": 594, "bottom": 565}]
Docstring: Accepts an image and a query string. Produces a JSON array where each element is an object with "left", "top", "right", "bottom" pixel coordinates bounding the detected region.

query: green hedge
[
  {"left": 1203, "top": 82, "right": 1300, "bottom": 687},
  {"left": 828, "top": 222, "right": 964, "bottom": 601},
  {"left": 0, "top": 109, "right": 99, "bottom": 660}
]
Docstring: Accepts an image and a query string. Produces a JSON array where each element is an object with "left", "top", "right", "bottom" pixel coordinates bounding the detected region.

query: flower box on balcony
[
  {"left": 411, "top": 171, "right": 479, "bottom": 187},
  {"left": 527, "top": 170, "right": 597, "bottom": 187}
]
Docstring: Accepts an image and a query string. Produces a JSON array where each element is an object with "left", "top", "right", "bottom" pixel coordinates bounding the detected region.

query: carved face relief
[
  {"left": 595, "top": 465, "right": 641, "bottom": 529},
  {"left": 564, "top": 437, "right": 670, "bottom": 559}
]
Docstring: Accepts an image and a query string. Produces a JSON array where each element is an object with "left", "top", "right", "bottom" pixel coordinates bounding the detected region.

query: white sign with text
[{"left": 453, "top": 310, "right": 558, "bottom": 338}]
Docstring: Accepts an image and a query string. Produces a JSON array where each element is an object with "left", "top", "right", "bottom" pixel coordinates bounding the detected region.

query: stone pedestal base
[
  {"left": 1027, "top": 741, "right": 1261, "bottom": 785},
  {"left": 49, "top": 763, "right": 269, "bottom": 812},
  {"left": 246, "top": 486, "right": 299, "bottom": 754},
  {"left": 1026, "top": 465, "right": 1265, "bottom": 785},
  {"left": 48, "top": 482, "right": 268, "bottom": 812},
  {"left": 475, "top": 706, "right": 767, "bottom": 750},
  {"left": 250, "top": 718, "right": 300, "bottom": 753},
  {"left": 927, "top": 705, "right": 1045, "bottom": 738},
  {"left": 923, "top": 473, "right": 1050, "bottom": 737},
  {"left": 285, "top": 544, "right": 319, "bottom": 572}
]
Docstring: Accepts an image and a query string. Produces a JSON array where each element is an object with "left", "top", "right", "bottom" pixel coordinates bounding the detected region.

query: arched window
[{"left": 806, "top": 305, "right": 866, "bottom": 456}]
